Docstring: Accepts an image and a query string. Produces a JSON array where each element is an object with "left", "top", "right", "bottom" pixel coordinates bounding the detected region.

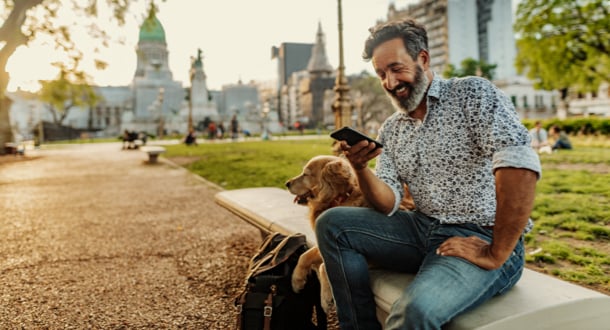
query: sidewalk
[{"left": 0, "top": 143, "right": 261, "bottom": 328}]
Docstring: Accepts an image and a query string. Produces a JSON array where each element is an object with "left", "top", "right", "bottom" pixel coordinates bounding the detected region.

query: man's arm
[{"left": 436, "top": 167, "right": 538, "bottom": 270}]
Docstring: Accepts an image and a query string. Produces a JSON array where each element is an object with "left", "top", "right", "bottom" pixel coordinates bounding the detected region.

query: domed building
[{"left": 89, "top": 3, "right": 218, "bottom": 138}]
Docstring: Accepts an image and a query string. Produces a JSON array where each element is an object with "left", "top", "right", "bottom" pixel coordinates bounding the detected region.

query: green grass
[
  {"left": 164, "top": 138, "right": 336, "bottom": 190},
  {"left": 164, "top": 135, "right": 610, "bottom": 294}
]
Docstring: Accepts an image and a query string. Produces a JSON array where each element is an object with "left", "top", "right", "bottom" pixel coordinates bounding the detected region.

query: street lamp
[{"left": 331, "top": 0, "right": 353, "bottom": 129}]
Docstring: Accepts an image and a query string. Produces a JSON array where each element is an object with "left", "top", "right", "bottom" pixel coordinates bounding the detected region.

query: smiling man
[{"left": 315, "top": 18, "right": 541, "bottom": 329}]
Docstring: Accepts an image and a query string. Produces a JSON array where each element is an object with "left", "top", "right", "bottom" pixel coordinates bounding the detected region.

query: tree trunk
[
  {"left": 0, "top": 67, "right": 14, "bottom": 154},
  {"left": 0, "top": 96, "right": 13, "bottom": 155}
]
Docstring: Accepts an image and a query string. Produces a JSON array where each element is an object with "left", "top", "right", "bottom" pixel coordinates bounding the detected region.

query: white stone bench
[
  {"left": 215, "top": 187, "right": 610, "bottom": 329},
  {"left": 140, "top": 146, "right": 166, "bottom": 164}
]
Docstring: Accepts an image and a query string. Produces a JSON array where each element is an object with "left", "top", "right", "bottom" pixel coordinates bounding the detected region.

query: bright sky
[{"left": 7, "top": 0, "right": 422, "bottom": 92}]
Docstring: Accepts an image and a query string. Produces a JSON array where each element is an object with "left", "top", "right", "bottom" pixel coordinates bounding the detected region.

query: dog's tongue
[{"left": 293, "top": 195, "right": 309, "bottom": 205}]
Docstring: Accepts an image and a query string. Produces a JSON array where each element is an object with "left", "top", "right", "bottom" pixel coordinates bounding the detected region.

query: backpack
[{"left": 234, "top": 232, "right": 327, "bottom": 330}]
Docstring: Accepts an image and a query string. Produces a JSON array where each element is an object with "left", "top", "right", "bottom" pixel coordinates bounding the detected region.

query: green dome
[{"left": 139, "top": 16, "right": 166, "bottom": 42}]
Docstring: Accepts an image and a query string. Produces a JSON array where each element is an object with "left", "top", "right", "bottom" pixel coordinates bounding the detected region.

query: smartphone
[{"left": 330, "top": 126, "right": 383, "bottom": 149}]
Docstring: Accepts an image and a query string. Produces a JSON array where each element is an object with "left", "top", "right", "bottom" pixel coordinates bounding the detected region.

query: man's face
[{"left": 372, "top": 38, "right": 429, "bottom": 113}]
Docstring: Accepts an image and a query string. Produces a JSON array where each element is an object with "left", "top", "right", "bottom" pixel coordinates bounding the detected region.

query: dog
[{"left": 285, "top": 155, "right": 415, "bottom": 313}]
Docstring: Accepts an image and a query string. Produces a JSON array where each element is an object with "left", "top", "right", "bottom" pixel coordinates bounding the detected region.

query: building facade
[{"left": 386, "top": 0, "right": 558, "bottom": 119}]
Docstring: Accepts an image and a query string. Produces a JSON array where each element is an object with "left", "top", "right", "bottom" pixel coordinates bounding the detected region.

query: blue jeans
[{"left": 315, "top": 207, "right": 525, "bottom": 330}]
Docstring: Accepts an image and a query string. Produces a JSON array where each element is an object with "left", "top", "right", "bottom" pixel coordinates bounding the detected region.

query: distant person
[
  {"left": 122, "top": 130, "right": 138, "bottom": 150},
  {"left": 294, "top": 121, "right": 304, "bottom": 135},
  {"left": 529, "top": 121, "right": 551, "bottom": 154},
  {"left": 217, "top": 122, "right": 225, "bottom": 139},
  {"left": 230, "top": 114, "right": 239, "bottom": 140},
  {"left": 184, "top": 128, "right": 198, "bottom": 146},
  {"left": 550, "top": 125, "right": 572, "bottom": 150},
  {"left": 207, "top": 121, "right": 217, "bottom": 140}
]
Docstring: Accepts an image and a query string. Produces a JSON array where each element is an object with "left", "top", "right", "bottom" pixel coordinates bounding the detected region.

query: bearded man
[{"left": 315, "top": 18, "right": 541, "bottom": 330}]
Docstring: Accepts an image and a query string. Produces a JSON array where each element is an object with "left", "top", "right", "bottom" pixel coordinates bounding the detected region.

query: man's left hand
[{"left": 436, "top": 236, "right": 505, "bottom": 270}]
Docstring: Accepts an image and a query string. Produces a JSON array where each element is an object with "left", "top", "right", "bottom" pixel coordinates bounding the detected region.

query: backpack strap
[
  {"left": 263, "top": 284, "right": 277, "bottom": 330},
  {"left": 234, "top": 289, "right": 247, "bottom": 330}
]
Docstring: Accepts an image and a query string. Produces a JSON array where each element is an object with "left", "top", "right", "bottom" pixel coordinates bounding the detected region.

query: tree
[
  {"left": 513, "top": 0, "right": 610, "bottom": 112},
  {"left": 443, "top": 58, "right": 497, "bottom": 80},
  {"left": 39, "top": 64, "right": 100, "bottom": 125},
  {"left": 0, "top": 0, "right": 137, "bottom": 154},
  {"left": 349, "top": 71, "right": 393, "bottom": 132}
]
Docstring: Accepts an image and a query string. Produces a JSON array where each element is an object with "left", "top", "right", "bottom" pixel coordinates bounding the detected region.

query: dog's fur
[{"left": 285, "top": 155, "right": 415, "bottom": 312}]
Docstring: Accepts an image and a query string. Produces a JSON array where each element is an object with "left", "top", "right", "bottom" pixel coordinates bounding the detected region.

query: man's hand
[
  {"left": 436, "top": 236, "right": 504, "bottom": 270},
  {"left": 340, "top": 140, "right": 382, "bottom": 171}
]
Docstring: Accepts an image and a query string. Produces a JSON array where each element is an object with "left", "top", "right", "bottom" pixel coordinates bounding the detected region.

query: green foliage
[
  {"left": 514, "top": 0, "right": 610, "bottom": 94},
  {"left": 349, "top": 72, "right": 393, "bottom": 130},
  {"left": 39, "top": 66, "right": 100, "bottom": 125},
  {"left": 522, "top": 118, "right": 610, "bottom": 135},
  {"left": 442, "top": 58, "right": 497, "bottom": 80}
]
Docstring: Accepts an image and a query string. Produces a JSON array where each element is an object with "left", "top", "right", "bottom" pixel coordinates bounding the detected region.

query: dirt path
[{"left": 0, "top": 144, "right": 263, "bottom": 328}]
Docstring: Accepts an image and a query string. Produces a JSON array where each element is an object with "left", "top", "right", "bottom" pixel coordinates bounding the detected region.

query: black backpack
[{"left": 234, "top": 232, "right": 327, "bottom": 330}]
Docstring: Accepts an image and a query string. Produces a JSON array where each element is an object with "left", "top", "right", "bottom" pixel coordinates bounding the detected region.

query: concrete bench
[
  {"left": 215, "top": 187, "right": 610, "bottom": 329},
  {"left": 140, "top": 146, "right": 166, "bottom": 163}
]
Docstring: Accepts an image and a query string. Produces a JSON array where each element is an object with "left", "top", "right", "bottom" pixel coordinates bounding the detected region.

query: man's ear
[{"left": 418, "top": 50, "right": 430, "bottom": 70}]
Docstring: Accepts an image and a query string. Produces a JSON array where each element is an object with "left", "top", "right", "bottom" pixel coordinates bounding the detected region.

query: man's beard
[{"left": 386, "top": 65, "right": 429, "bottom": 113}]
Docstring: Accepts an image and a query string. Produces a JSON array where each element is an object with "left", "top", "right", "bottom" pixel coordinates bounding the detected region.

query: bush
[{"left": 522, "top": 118, "right": 610, "bottom": 135}]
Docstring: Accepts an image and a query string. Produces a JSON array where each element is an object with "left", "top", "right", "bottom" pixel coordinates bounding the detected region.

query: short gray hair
[{"left": 362, "top": 18, "right": 428, "bottom": 62}]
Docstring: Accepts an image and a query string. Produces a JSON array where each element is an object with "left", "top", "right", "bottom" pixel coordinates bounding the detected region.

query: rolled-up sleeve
[{"left": 493, "top": 146, "right": 542, "bottom": 179}]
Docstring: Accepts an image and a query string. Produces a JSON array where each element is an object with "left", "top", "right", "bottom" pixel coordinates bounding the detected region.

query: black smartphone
[{"left": 330, "top": 126, "right": 383, "bottom": 149}]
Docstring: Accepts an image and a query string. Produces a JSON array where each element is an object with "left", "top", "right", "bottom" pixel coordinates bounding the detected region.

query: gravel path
[{"left": 0, "top": 144, "right": 268, "bottom": 328}]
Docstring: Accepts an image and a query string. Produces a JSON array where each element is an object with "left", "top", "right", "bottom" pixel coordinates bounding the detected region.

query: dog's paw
[
  {"left": 320, "top": 285, "right": 335, "bottom": 314},
  {"left": 319, "top": 263, "right": 335, "bottom": 314},
  {"left": 291, "top": 266, "right": 308, "bottom": 293}
]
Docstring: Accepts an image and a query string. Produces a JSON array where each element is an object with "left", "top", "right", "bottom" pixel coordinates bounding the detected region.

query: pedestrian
[
  {"left": 207, "top": 121, "right": 216, "bottom": 140},
  {"left": 184, "top": 128, "right": 197, "bottom": 146},
  {"left": 230, "top": 114, "right": 239, "bottom": 140},
  {"left": 217, "top": 122, "right": 225, "bottom": 139},
  {"left": 317, "top": 18, "right": 541, "bottom": 329}
]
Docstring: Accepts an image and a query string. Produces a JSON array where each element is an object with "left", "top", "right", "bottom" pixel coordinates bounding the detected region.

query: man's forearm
[
  {"left": 355, "top": 168, "right": 396, "bottom": 214},
  {"left": 491, "top": 167, "right": 538, "bottom": 265}
]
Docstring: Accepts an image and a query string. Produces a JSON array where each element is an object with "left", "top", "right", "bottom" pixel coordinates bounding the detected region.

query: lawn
[{"left": 164, "top": 135, "right": 610, "bottom": 294}]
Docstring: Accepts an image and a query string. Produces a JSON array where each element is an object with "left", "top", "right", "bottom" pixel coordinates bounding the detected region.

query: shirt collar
[{"left": 427, "top": 72, "right": 442, "bottom": 101}]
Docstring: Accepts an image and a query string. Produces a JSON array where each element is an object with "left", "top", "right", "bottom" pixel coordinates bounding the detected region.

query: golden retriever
[{"left": 285, "top": 155, "right": 415, "bottom": 312}]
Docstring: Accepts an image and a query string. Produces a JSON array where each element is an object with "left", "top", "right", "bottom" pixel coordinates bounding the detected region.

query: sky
[{"left": 6, "top": 0, "right": 423, "bottom": 92}]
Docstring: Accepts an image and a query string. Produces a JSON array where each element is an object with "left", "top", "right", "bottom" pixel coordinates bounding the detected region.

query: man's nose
[{"left": 385, "top": 73, "right": 399, "bottom": 91}]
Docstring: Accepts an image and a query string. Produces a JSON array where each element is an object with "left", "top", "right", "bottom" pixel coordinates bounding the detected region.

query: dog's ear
[{"left": 316, "top": 160, "right": 353, "bottom": 201}]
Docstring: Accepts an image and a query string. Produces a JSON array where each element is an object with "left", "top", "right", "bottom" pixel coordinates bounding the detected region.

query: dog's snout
[{"left": 285, "top": 181, "right": 291, "bottom": 188}]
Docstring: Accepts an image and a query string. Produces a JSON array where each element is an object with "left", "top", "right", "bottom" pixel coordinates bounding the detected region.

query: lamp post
[{"left": 331, "top": 0, "right": 353, "bottom": 129}]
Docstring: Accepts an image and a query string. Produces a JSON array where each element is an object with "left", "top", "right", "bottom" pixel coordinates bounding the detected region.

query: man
[
  {"left": 529, "top": 121, "right": 551, "bottom": 154},
  {"left": 316, "top": 18, "right": 541, "bottom": 329}
]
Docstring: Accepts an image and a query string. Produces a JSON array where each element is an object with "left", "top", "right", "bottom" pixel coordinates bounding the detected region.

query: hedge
[{"left": 522, "top": 118, "right": 610, "bottom": 135}]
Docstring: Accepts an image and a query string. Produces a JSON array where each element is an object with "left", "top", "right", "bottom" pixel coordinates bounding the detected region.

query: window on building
[
  {"left": 522, "top": 95, "right": 528, "bottom": 109},
  {"left": 511, "top": 95, "right": 517, "bottom": 107}
]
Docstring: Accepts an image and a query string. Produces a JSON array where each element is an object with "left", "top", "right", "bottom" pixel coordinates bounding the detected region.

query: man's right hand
[{"left": 340, "top": 140, "right": 382, "bottom": 171}]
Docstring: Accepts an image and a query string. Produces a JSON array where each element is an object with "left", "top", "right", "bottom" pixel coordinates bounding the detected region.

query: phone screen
[{"left": 330, "top": 126, "right": 383, "bottom": 149}]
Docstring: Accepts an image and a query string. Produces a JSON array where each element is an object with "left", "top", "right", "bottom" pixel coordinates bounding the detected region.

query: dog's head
[{"left": 285, "top": 155, "right": 343, "bottom": 204}]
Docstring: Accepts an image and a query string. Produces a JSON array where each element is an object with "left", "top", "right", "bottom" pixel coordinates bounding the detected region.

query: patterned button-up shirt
[{"left": 376, "top": 74, "right": 541, "bottom": 231}]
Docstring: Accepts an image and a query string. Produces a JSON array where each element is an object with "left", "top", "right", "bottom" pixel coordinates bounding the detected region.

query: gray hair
[{"left": 362, "top": 18, "right": 428, "bottom": 62}]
